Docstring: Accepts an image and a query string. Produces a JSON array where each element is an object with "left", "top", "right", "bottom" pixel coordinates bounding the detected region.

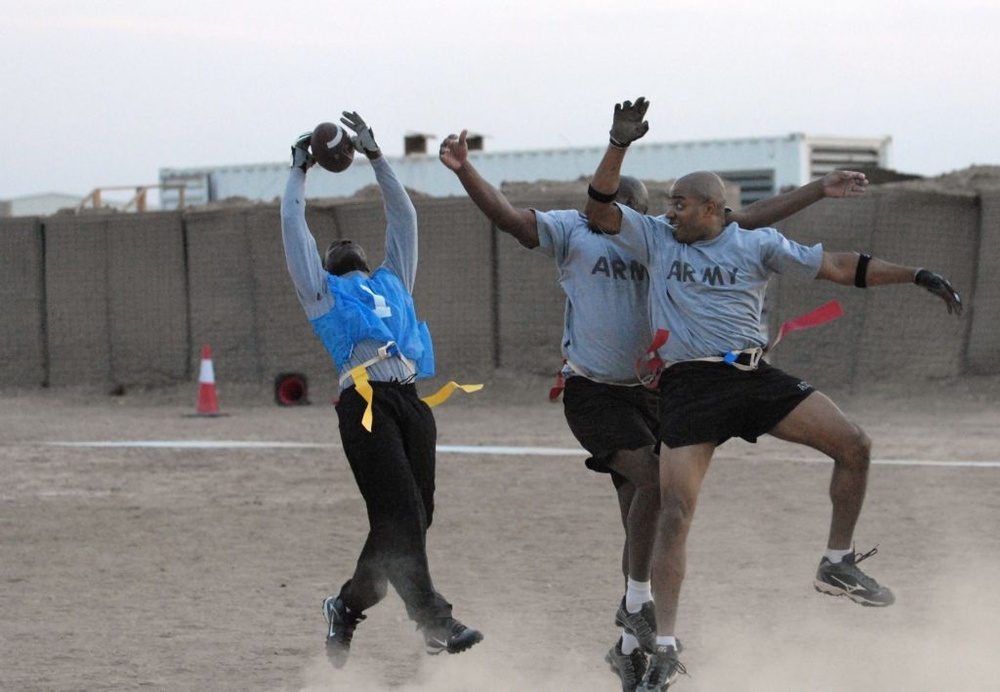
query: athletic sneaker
[
  {"left": 421, "top": 617, "right": 484, "bottom": 655},
  {"left": 322, "top": 596, "right": 365, "bottom": 668},
  {"left": 638, "top": 643, "right": 687, "bottom": 691},
  {"left": 813, "top": 546, "right": 895, "bottom": 607},
  {"left": 605, "top": 636, "right": 648, "bottom": 692},
  {"left": 615, "top": 597, "right": 657, "bottom": 653}
]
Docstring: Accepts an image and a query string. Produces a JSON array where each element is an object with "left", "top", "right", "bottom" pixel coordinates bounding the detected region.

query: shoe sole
[
  {"left": 813, "top": 580, "right": 895, "bottom": 607},
  {"left": 638, "top": 672, "right": 679, "bottom": 691}
]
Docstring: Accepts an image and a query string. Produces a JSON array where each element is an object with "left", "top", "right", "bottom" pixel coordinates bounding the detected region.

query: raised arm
[
  {"left": 439, "top": 130, "right": 538, "bottom": 248},
  {"left": 280, "top": 132, "right": 334, "bottom": 319},
  {"left": 730, "top": 170, "right": 870, "bottom": 229},
  {"left": 341, "top": 111, "right": 419, "bottom": 291},
  {"left": 818, "top": 252, "right": 963, "bottom": 315},
  {"left": 584, "top": 97, "right": 650, "bottom": 233}
]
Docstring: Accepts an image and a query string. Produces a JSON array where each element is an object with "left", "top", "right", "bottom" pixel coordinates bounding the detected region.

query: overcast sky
[{"left": 3, "top": 0, "right": 998, "bottom": 201}]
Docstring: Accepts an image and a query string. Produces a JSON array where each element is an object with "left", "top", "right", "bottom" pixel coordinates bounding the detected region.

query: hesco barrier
[{"left": 1, "top": 179, "right": 997, "bottom": 398}]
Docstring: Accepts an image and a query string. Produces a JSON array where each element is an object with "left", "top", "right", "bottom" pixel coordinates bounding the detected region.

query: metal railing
[{"left": 77, "top": 184, "right": 188, "bottom": 213}]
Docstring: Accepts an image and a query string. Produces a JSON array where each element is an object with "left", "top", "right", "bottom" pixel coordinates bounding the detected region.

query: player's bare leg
[
  {"left": 650, "top": 442, "right": 714, "bottom": 637},
  {"left": 607, "top": 446, "right": 659, "bottom": 581},
  {"left": 769, "top": 391, "right": 894, "bottom": 606},
  {"left": 613, "top": 477, "right": 635, "bottom": 580},
  {"left": 638, "top": 442, "right": 711, "bottom": 690},
  {"left": 607, "top": 445, "right": 660, "bottom": 657},
  {"left": 769, "top": 391, "right": 870, "bottom": 550}
]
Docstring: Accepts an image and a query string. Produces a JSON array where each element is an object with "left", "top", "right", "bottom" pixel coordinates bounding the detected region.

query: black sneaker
[
  {"left": 323, "top": 596, "right": 365, "bottom": 668},
  {"left": 605, "top": 636, "right": 648, "bottom": 692},
  {"left": 813, "top": 546, "right": 895, "bottom": 607},
  {"left": 615, "top": 597, "right": 657, "bottom": 653},
  {"left": 638, "top": 643, "right": 687, "bottom": 691},
  {"left": 421, "top": 617, "right": 484, "bottom": 655}
]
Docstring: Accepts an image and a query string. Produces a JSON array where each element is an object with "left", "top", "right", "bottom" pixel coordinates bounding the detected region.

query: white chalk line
[{"left": 42, "top": 441, "right": 1000, "bottom": 468}]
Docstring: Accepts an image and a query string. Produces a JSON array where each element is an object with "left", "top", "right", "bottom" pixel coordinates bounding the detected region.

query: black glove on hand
[
  {"left": 340, "top": 111, "right": 379, "bottom": 156},
  {"left": 609, "top": 97, "right": 650, "bottom": 148},
  {"left": 915, "top": 268, "right": 963, "bottom": 315},
  {"left": 290, "top": 131, "right": 314, "bottom": 172}
]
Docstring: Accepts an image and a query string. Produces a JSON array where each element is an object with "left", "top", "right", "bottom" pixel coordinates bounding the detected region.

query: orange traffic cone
[{"left": 195, "top": 344, "right": 221, "bottom": 416}]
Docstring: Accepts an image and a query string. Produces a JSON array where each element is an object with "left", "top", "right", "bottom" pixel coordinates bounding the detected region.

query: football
[{"left": 311, "top": 122, "right": 355, "bottom": 173}]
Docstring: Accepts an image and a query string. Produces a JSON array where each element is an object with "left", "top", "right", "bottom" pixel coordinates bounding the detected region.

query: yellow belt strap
[
  {"left": 347, "top": 365, "right": 377, "bottom": 432},
  {"left": 421, "top": 381, "right": 484, "bottom": 407},
  {"left": 346, "top": 365, "right": 483, "bottom": 432}
]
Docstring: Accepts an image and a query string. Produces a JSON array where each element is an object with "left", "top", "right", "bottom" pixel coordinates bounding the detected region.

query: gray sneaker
[
  {"left": 605, "top": 636, "right": 648, "bottom": 692},
  {"left": 615, "top": 597, "right": 657, "bottom": 653},
  {"left": 638, "top": 643, "right": 687, "bottom": 691},
  {"left": 814, "top": 546, "right": 895, "bottom": 607},
  {"left": 420, "top": 617, "right": 484, "bottom": 655}
]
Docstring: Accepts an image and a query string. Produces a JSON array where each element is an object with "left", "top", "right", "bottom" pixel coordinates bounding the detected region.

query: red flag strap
[
  {"left": 768, "top": 299, "right": 844, "bottom": 351},
  {"left": 634, "top": 329, "right": 670, "bottom": 389},
  {"left": 634, "top": 300, "right": 843, "bottom": 382},
  {"left": 549, "top": 363, "right": 567, "bottom": 403}
]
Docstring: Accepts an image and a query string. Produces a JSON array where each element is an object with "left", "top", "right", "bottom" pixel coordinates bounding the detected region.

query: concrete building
[
  {"left": 158, "top": 132, "right": 892, "bottom": 211},
  {"left": 1, "top": 192, "right": 83, "bottom": 217},
  {"left": 1, "top": 189, "right": 157, "bottom": 217}
]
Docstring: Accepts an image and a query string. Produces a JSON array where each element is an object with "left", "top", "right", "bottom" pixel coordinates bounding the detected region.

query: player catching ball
[{"left": 280, "top": 110, "right": 483, "bottom": 669}]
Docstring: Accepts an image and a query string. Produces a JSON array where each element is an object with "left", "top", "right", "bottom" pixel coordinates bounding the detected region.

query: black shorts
[
  {"left": 562, "top": 375, "right": 659, "bottom": 486},
  {"left": 658, "top": 360, "right": 814, "bottom": 449}
]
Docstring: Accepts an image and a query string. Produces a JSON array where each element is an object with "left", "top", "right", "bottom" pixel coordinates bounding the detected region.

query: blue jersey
[
  {"left": 280, "top": 156, "right": 427, "bottom": 389},
  {"left": 310, "top": 268, "right": 434, "bottom": 378}
]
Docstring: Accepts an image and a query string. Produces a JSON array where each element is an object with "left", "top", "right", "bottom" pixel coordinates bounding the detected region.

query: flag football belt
[
  {"left": 678, "top": 346, "right": 764, "bottom": 372},
  {"left": 546, "top": 299, "right": 846, "bottom": 401},
  {"left": 637, "top": 340, "right": 763, "bottom": 378},
  {"left": 634, "top": 300, "right": 846, "bottom": 388},
  {"left": 339, "top": 342, "right": 482, "bottom": 432},
  {"left": 548, "top": 359, "right": 648, "bottom": 402}
]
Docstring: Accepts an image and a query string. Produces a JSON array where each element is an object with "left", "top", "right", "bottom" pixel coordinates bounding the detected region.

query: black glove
[
  {"left": 290, "top": 131, "right": 314, "bottom": 172},
  {"left": 914, "top": 268, "right": 963, "bottom": 315},
  {"left": 609, "top": 97, "right": 650, "bottom": 148},
  {"left": 340, "top": 111, "right": 379, "bottom": 156}
]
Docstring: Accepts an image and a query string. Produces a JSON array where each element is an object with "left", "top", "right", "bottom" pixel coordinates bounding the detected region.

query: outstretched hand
[
  {"left": 290, "top": 131, "right": 314, "bottom": 171},
  {"left": 610, "top": 97, "right": 650, "bottom": 148},
  {"left": 438, "top": 130, "right": 469, "bottom": 171},
  {"left": 340, "top": 111, "right": 379, "bottom": 156},
  {"left": 915, "top": 269, "right": 963, "bottom": 315},
  {"left": 822, "top": 170, "right": 869, "bottom": 198}
]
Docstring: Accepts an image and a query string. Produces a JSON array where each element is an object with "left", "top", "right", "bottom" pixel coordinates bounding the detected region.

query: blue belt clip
[{"left": 723, "top": 351, "right": 738, "bottom": 364}]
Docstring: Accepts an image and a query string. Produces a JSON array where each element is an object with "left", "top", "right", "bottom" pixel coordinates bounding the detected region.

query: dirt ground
[{"left": 1, "top": 371, "right": 998, "bottom": 692}]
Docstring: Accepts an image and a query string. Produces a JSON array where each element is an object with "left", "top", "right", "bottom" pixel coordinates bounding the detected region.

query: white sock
[
  {"left": 620, "top": 632, "right": 641, "bottom": 654},
  {"left": 625, "top": 578, "right": 653, "bottom": 612},
  {"left": 825, "top": 547, "right": 852, "bottom": 564},
  {"left": 655, "top": 635, "right": 678, "bottom": 650}
]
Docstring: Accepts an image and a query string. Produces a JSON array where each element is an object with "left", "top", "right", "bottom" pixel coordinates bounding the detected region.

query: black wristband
[
  {"left": 588, "top": 184, "right": 618, "bottom": 204},
  {"left": 609, "top": 136, "right": 629, "bottom": 149},
  {"left": 854, "top": 253, "right": 872, "bottom": 288}
]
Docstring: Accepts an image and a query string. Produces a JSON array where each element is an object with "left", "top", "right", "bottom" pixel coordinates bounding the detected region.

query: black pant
[{"left": 334, "top": 381, "right": 452, "bottom": 626}]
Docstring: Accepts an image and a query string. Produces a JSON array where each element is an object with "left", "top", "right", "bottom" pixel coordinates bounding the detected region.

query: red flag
[{"left": 770, "top": 300, "right": 844, "bottom": 350}]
